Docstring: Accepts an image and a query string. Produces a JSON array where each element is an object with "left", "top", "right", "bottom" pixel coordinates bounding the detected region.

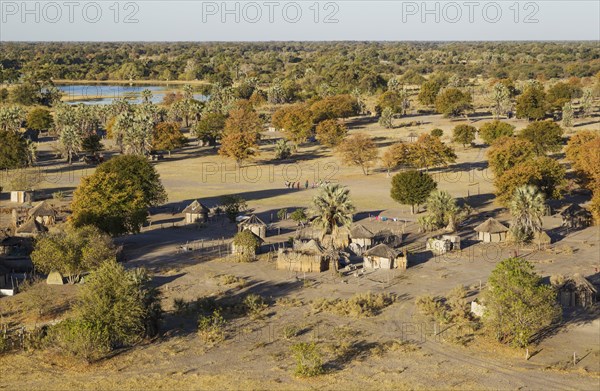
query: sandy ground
[{"left": 1, "top": 112, "right": 599, "bottom": 390}]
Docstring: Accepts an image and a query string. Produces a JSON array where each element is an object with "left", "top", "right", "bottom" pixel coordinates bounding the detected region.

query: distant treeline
[{"left": 1, "top": 42, "right": 599, "bottom": 93}]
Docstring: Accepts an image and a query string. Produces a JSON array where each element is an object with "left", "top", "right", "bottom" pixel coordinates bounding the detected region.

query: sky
[{"left": 0, "top": 1, "right": 599, "bottom": 41}]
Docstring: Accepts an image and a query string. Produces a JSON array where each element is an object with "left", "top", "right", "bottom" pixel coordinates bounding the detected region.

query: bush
[
  {"left": 48, "top": 318, "right": 110, "bottom": 362},
  {"left": 312, "top": 292, "right": 395, "bottom": 318},
  {"left": 479, "top": 121, "right": 515, "bottom": 145},
  {"left": 197, "top": 311, "right": 226, "bottom": 344},
  {"left": 430, "top": 128, "right": 443, "bottom": 138},
  {"left": 282, "top": 325, "right": 300, "bottom": 340},
  {"left": 243, "top": 294, "right": 268, "bottom": 319},
  {"left": 291, "top": 342, "right": 324, "bottom": 377}
]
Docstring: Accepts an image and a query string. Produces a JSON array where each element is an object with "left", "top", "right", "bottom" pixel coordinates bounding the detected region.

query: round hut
[
  {"left": 238, "top": 214, "right": 267, "bottom": 239},
  {"left": 183, "top": 200, "right": 210, "bottom": 224},
  {"left": 474, "top": 218, "right": 509, "bottom": 243}
]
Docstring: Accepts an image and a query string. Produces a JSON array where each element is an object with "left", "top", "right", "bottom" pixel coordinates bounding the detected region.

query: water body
[{"left": 57, "top": 84, "right": 208, "bottom": 105}]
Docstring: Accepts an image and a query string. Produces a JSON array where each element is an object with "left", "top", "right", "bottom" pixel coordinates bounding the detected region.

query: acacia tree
[
  {"left": 194, "top": 112, "right": 226, "bottom": 147},
  {"left": 435, "top": 88, "right": 472, "bottom": 117},
  {"left": 390, "top": 170, "right": 437, "bottom": 214},
  {"left": 494, "top": 156, "right": 565, "bottom": 205},
  {"left": 152, "top": 122, "right": 186, "bottom": 156},
  {"left": 218, "top": 102, "right": 262, "bottom": 166},
  {"left": 452, "top": 124, "right": 477, "bottom": 148},
  {"left": 315, "top": 119, "right": 347, "bottom": 148},
  {"left": 519, "top": 120, "right": 563, "bottom": 155},
  {"left": 408, "top": 134, "right": 457, "bottom": 171},
  {"left": 516, "top": 81, "right": 548, "bottom": 120},
  {"left": 381, "top": 142, "right": 412, "bottom": 176},
  {"left": 336, "top": 133, "right": 378, "bottom": 175},
  {"left": 31, "top": 225, "right": 117, "bottom": 283},
  {"left": 272, "top": 104, "right": 314, "bottom": 147},
  {"left": 487, "top": 137, "right": 536, "bottom": 177},
  {"left": 478, "top": 121, "right": 515, "bottom": 145},
  {"left": 0, "top": 130, "right": 28, "bottom": 169},
  {"left": 483, "top": 257, "right": 560, "bottom": 348}
]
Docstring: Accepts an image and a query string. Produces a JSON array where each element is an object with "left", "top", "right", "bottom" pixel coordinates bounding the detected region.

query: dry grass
[{"left": 311, "top": 292, "right": 396, "bottom": 318}]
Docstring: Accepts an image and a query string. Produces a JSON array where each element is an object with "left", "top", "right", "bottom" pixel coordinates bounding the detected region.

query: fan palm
[
  {"left": 420, "top": 190, "right": 461, "bottom": 232},
  {"left": 309, "top": 183, "right": 355, "bottom": 250},
  {"left": 509, "top": 185, "right": 546, "bottom": 243}
]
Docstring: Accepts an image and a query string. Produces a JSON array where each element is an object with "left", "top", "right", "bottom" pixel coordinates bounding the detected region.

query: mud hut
[
  {"left": 556, "top": 274, "right": 597, "bottom": 308},
  {"left": 349, "top": 224, "right": 374, "bottom": 249},
  {"left": 532, "top": 231, "right": 552, "bottom": 249},
  {"left": 10, "top": 190, "right": 34, "bottom": 204},
  {"left": 561, "top": 204, "right": 592, "bottom": 229},
  {"left": 474, "top": 218, "right": 508, "bottom": 243},
  {"left": 28, "top": 201, "right": 56, "bottom": 226},
  {"left": 373, "top": 229, "right": 402, "bottom": 248},
  {"left": 277, "top": 239, "right": 330, "bottom": 273},
  {"left": 238, "top": 214, "right": 267, "bottom": 239},
  {"left": 182, "top": 200, "right": 210, "bottom": 224},
  {"left": 363, "top": 243, "right": 408, "bottom": 270},
  {"left": 15, "top": 218, "right": 47, "bottom": 238}
]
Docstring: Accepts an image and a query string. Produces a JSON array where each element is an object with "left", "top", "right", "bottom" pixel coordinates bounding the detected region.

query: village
[{"left": 0, "top": 39, "right": 599, "bottom": 389}]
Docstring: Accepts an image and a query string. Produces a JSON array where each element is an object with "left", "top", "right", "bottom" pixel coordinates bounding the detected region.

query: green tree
[
  {"left": 309, "top": 183, "right": 355, "bottom": 253},
  {"left": 0, "top": 130, "right": 28, "bottom": 169},
  {"left": 418, "top": 78, "right": 445, "bottom": 106},
  {"left": 81, "top": 134, "right": 104, "bottom": 155},
  {"left": 435, "top": 88, "right": 472, "bottom": 117},
  {"left": 519, "top": 120, "right": 563, "bottom": 155},
  {"left": 315, "top": 119, "right": 347, "bottom": 148},
  {"left": 390, "top": 170, "right": 437, "bottom": 214},
  {"left": 430, "top": 128, "right": 443, "bottom": 138},
  {"left": 336, "top": 133, "right": 378, "bottom": 175},
  {"left": 483, "top": 258, "right": 560, "bottom": 348},
  {"left": 547, "top": 82, "right": 582, "bottom": 110},
  {"left": 30, "top": 225, "right": 117, "bottom": 283},
  {"left": 151, "top": 122, "right": 187, "bottom": 156},
  {"left": 509, "top": 185, "right": 546, "bottom": 243},
  {"left": 96, "top": 155, "right": 167, "bottom": 207},
  {"left": 50, "top": 260, "right": 162, "bottom": 361},
  {"left": 194, "top": 112, "right": 226, "bottom": 147},
  {"left": 26, "top": 107, "right": 53, "bottom": 131},
  {"left": 408, "top": 134, "right": 457, "bottom": 171},
  {"left": 479, "top": 121, "right": 515, "bottom": 145},
  {"left": 376, "top": 89, "right": 410, "bottom": 116},
  {"left": 10, "top": 82, "right": 41, "bottom": 105},
  {"left": 452, "top": 124, "right": 477, "bottom": 148},
  {"left": 221, "top": 195, "right": 248, "bottom": 222},
  {"left": 290, "top": 208, "right": 308, "bottom": 226},
  {"left": 516, "top": 82, "right": 548, "bottom": 120}
]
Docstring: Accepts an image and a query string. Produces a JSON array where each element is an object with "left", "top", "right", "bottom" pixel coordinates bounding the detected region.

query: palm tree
[
  {"left": 419, "top": 190, "right": 458, "bottom": 232},
  {"left": 509, "top": 185, "right": 546, "bottom": 243},
  {"left": 309, "top": 184, "right": 355, "bottom": 270}
]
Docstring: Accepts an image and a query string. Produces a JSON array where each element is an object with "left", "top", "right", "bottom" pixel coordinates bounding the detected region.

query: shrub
[
  {"left": 197, "top": 311, "right": 226, "bottom": 344},
  {"left": 282, "top": 325, "right": 300, "bottom": 340},
  {"left": 243, "top": 294, "right": 268, "bottom": 319},
  {"left": 312, "top": 292, "right": 395, "bottom": 318},
  {"left": 430, "top": 128, "right": 443, "bottom": 138},
  {"left": 291, "top": 342, "right": 324, "bottom": 377},
  {"left": 48, "top": 318, "right": 111, "bottom": 362}
]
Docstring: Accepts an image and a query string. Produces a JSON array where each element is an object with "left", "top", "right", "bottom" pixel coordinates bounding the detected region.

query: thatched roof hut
[
  {"left": 363, "top": 243, "right": 408, "bottom": 270},
  {"left": 238, "top": 214, "right": 267, "bottom": 239},
  {"left": 532, "top": 231, "right": 552, "bottom": 248},
  {"left": 28, "top": 201, "right": 56, "bottom": 225},
  {"left": 373, "top": 229, "right": 402, "bottom": 248},
  {"left": 182, "top": 200, "right": 210, "bottom": 224},
  {"left": 556, "top": 274, "right": 597, "bottom": 308},
  {"left": 15, "top": 218, "right": 47, "bottom": 238},
  {"left": 349, "top": 224, "right": 374, "bottom": 249},
  {"left": 474, "top": 218, "right": 508, "bottom": 243},
  {"left": 561, "top": 204, "right": 592, "bottom": 229}
]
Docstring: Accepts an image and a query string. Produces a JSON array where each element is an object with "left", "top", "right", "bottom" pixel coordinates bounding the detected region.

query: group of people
[{"left": 284, "top": 179, "right": 332, "bottom": 190}]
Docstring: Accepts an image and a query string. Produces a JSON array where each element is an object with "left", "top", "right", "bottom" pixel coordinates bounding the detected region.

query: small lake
[{"left": 57, "top": 84, "right": 208, "bottom": 105}]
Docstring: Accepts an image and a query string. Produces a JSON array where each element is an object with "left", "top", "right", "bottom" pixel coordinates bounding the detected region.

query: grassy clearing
[{"left": 311, "top": 292, "right": 396, "bottom": 318}]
